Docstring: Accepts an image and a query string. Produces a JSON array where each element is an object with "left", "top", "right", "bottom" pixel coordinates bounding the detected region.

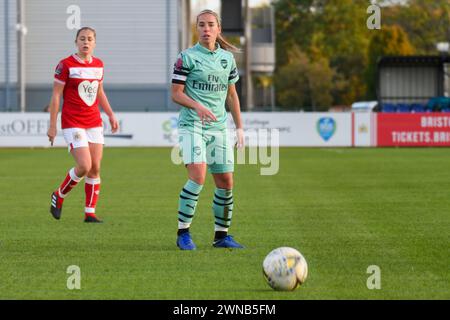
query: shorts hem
[{"left": 208, "top": 166, "right": 234, "bottom": 174}]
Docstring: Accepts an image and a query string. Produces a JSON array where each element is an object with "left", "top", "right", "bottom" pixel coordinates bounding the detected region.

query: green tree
[
  {"left": 365, "top": 24, "right": 415, "bottom": 99},
  {"left": 320, "top": 0, "right": 372, "bottom": 105},
  {"left": 273, "top": 0, "right": 320, "bottom": 64},
  {"left": 383, "top": 0, "right": 450, "bottom": 54},
  {"left": 273, "top": 0, "right": 372, "bottom": 108},
  {"left": 272, "top": 0, "right": 448, "bottom": 108},
  {"left": 275, "top": 46, "right": 334, "bottom": 110}
]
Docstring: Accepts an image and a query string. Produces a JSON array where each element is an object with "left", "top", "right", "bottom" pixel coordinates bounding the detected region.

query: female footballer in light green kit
[{"left": 171, "top": 9, "right": 244, "bottom": 250}]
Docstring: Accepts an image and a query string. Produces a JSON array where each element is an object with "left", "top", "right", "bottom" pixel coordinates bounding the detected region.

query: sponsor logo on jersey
[
  {"left": 192, "top": 74, "right": 227, "bottom": 92},
  {"left": 69, "top": 67, "right": 103, "bottom": 80},
  {"left": 78, "top": 80, "right": 99, "bottom": 106},
  {"left": 192, "top": 80, "right": 227, "bottom": 92}
]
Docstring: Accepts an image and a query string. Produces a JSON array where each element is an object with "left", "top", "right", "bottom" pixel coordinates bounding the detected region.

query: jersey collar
[
  {"left": 72, "top": 53, "right": 93, "bottom": 64},
  {"left": 195, "top": 42, "right": 220, "bottom": 55}
]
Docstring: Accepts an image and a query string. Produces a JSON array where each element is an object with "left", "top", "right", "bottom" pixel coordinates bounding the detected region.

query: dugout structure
[{"left": 377, "top": 55, "right": 450, "bottom": 112}]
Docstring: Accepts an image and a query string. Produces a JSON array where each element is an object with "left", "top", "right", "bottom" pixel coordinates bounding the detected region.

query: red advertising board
[{"left": 377, "top": 113, "right": 450, "bottom": 146}]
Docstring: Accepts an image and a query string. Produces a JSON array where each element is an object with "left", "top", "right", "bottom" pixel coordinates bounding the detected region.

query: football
[{"left": 262, "top": 247, "right": 308, "bottom": 291}]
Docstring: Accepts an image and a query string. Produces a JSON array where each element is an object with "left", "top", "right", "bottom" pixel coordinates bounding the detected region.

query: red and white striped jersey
[{"left": 54, "top": 54, "right": 104, "bottom": 129}]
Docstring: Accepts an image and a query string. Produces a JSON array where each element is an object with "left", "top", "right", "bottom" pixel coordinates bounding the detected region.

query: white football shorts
[{"left": 62, "top": 127, "right": 104, "bottom": 152}]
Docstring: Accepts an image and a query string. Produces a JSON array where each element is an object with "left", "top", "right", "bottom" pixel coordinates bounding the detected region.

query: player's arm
[
  {"left": 97, "top": 82, "right": 119, "bottom": 133},
  {"left": 226, "top": 84, "right": 244, "bottom": 148},
  {"left": 171, "top": 83, "right": 216, "bottom": 124},
  {"left": 47, "top": 81, "right": 65, "bottom": 146}
]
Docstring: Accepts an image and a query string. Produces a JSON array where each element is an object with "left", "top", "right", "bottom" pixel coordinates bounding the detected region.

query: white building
[
  {"left": 0, "top": 0, "right": 182, "bottom": 111},
  {"left": 0, "top": 0, "right": 275, "bottom": 112}
]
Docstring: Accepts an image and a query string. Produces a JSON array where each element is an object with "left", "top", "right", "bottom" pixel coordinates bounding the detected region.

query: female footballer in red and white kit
[{"left": 47, "top": 27, "right": 119, "bottom": 223}]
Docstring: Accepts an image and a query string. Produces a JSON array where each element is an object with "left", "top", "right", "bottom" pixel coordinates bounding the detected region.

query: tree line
[{"left": 271, "top": 0, "right": 450, "bottom": 110}]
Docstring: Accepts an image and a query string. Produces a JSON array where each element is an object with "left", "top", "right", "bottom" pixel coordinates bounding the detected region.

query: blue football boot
[
  {"left": 213, "top": 235, "right": 244, "bottom": 249},
  {"left": 177, "top": 232, "right": 196, "bottom": 250}
]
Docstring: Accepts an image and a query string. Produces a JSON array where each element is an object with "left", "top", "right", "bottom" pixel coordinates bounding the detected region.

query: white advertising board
[
  {"left": 0, "top": 113, "right": 179, "bottom": 147},
  {"left": 232, "top": 112, "right": 352, "bottom": 147},
  {"left": 353, "top": 112, "right": 375, "bottom": 147},
  {"left": 0, "top": 112, "right": 369, "bottom": 147}
]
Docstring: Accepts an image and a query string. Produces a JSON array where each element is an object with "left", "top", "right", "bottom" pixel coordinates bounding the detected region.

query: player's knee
[
  {"left": 218, "top": 176, "right": 233, "bottom": 189},
  {"left": 89, "top": 163, "right": 101, "bottom": 176},
  {"left": 77, "top": 163, "right": 92, "bottom": 177},
  {"left": 187, "top": 164, "right": 206, "bottom": 185},
  {"left": 222, "top": 180, "right": 233, "bottom": 189},
  {"left": 189, "top": 170, "right": 206, "bottom": 185},
  {"left": 190, "top": 175, "right": 205, "bottom": 185}
]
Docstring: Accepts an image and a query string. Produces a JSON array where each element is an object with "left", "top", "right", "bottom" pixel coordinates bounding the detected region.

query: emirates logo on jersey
[{"left": 78, "top": 80, "right": 99, "bottom": 106}]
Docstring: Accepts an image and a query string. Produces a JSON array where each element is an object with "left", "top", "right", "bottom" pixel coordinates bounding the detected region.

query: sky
[{"left": 250, "top": 0, "right": 270, "bottom": 6}]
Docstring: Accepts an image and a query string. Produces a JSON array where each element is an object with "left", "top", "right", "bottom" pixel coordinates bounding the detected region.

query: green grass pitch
[{"left": 0, "top": 147, "right": 448, "bottom": 299}]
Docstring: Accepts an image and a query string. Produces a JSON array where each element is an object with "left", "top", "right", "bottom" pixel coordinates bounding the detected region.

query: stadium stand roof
[{"left": 378, "top": 55, "right": 450, "bottom": 67}]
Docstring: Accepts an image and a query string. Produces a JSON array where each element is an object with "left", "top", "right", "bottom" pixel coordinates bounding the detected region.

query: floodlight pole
[
  {"left": 4, "top": 0, "right": 10, "bottom": 111},
  {"left": 181, "top": 0, "right": 191, "bottom": 50},
  {"left": 244, "top": 0, "right": 254, "bottom": 111},
  {"left": 17, "top": 0, "right": 26, "bottom": 112}
]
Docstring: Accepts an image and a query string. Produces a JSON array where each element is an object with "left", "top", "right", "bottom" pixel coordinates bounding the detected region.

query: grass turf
[{"left": 0, "top": 147, "right": 448, "bottom": 299}]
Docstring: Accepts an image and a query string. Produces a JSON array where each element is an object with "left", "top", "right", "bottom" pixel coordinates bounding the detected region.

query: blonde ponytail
[{"left": 217, "top": 34, "right": 241, "bottom": 53}]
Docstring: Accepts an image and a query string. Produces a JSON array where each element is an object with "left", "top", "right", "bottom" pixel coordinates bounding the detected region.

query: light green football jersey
[{"left": 172, "top": 42, "right": 239, "bottom": 129}]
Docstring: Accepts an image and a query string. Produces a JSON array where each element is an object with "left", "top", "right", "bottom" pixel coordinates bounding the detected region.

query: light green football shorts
[{"left": 178, "top": 123, "right": 234, "bottom": 174}]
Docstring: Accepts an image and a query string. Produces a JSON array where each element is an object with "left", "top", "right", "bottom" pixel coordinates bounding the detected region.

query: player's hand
[
  {"left": 194, "top": 104, "right": 217, "bottom": 125},
  {"left": 47, "top": 126, "right": 57, "bottom": 146},
  {"left": 109, "top": 114, "right": 119, "bottom": 133},
  {"left": 236, "top": 128, "right": 245, "bottom": 149}
]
